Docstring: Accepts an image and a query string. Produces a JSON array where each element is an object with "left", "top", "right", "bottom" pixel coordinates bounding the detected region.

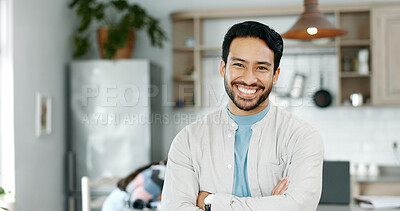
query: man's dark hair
[{"left": 222, "top": 21, "right": 283, "bottom": 72}]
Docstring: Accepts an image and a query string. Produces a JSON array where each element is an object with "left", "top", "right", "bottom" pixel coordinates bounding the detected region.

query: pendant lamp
[{"left": 282, "top": 0, "right": 347, "bottom": 40}]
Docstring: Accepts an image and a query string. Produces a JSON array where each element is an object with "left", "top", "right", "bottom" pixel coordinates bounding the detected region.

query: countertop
[
  {"left": 126, "top": 203, "right": 400, "bottom": 211},
  {"left": 318, "top": 203, "right": 400, "bottom": 211},
  {"left": 355, "top": 166, "right": 400, "bottom": 183}
]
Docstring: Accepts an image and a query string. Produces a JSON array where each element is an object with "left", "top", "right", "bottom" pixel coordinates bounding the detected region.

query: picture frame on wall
[{"left": 35, "top": 92, "right": 52, "bottom": 137}]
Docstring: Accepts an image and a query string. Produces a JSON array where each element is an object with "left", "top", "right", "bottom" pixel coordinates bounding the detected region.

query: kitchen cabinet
[
  {"left": 371, "top": 6, "right": 400, "bottom": 105},
  {"left": 172, "top": 19, "right": 199, "bottom": 107},
  {"left": 337, "top": 10, "right": 372, "bottom": 106},
  {"left": 171, "top": 2, "right": 400, "bottom": 108}
]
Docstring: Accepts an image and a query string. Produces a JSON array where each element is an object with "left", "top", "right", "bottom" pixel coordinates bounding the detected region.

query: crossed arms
[{"left": 161, "top": 127, "right": 324, "bottom": 211}]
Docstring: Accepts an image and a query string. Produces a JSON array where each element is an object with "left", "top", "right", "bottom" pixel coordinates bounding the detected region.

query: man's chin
[{"left": 233, "top": 98, "right": 259, "bottom": 111}]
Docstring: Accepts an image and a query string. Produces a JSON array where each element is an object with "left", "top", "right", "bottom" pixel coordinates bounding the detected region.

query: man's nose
[{"left": 242, "top": 69, "right": 258, "bottom": 85}]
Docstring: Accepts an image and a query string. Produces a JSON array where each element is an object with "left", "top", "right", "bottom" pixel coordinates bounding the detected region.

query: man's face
[{"left": 220, "top": 37, "right": 280, "bottom": 111}]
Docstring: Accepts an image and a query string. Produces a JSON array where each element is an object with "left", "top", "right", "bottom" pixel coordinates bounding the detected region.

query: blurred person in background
[{"left": 102, "top": 160, "right": 166, "bottom": 211}]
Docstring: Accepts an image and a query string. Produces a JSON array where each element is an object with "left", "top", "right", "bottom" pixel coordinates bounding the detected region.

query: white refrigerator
[{"left": 67, "top": 60, "right": 152, "bottom": 211}]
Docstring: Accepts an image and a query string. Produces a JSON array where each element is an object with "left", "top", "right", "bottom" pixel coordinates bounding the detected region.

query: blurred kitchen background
[{"left": 0, "top": 0, "right": 400, "bottom": 210}]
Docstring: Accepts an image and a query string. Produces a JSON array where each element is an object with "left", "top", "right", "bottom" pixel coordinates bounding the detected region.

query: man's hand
[
  {"left": 196, "top": 177, "right": 288, "bottom": 209},
  {"left": 271, "top": 176, "right": 290, "bottom": 195},
  {"left": 196, "top": 191, "right": 211, "bottom": 210}
]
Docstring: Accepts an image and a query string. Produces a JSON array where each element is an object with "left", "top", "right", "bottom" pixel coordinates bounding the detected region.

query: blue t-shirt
[{"left": 227, "top": 103, "right": 270, "bottom": 197}]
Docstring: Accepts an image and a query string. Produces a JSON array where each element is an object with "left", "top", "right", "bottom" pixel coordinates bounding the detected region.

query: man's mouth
[
  {"left": 234, "top": 84, "right": 262, "bottom": 99},
  {"left": 238, "top": 86, "right": 256, "bottom": 94}
]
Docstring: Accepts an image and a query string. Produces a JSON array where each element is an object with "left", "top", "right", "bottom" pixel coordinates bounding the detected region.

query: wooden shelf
[
  {"left": 173, "top": 105, "right": 199, "bottom": 110},
  {"left": 173, "top": 46, "right": 195, "bottom": 52},
  {"left": 340, "top": 72, "right": 371, "bottom": 78},
  {"left": 198, "top": 45, "right": 220, "bottom": 51},
  {"left": 339, "top": 104, "right": 373, "bottom": 108},
  {"left": 171, "top": 3, "right": 377, "bottom": 20},
  {"left": 197, "top": 42, "right": 338, "bottom": 51},
  {"left": 340, "top": 39, "right": 371, "bottom": 46},
  {"left": 285, "top": 42, "right": 336, "bottom": 48},
  {"left": 174, "top": 75, "right": 195, "bottom": 82}
]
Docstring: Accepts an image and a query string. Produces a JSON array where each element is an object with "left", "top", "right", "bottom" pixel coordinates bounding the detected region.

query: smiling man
[{"left": 162, "top": 21, "right": 324, "bottom": 211}]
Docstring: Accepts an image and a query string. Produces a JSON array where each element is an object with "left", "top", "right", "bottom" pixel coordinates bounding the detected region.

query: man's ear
[
  {"left": 272, "top": 67, "right": 280, "bottom": 85},
  {"left": 219, "top": 60, "right": 226, "bottom": 78}
]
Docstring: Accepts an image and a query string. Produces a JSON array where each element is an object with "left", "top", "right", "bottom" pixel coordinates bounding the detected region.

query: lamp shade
[{"left": 282, "top": 0, "right": 347, "bottom": 40}]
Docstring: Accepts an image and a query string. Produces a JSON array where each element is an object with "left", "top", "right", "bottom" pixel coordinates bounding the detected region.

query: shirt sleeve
[
  {"left": 211, "top": 128, "right": 324, "bottom": 211},
  {"left": 161, "top": 127, "right": 202, "bottom": 211}
]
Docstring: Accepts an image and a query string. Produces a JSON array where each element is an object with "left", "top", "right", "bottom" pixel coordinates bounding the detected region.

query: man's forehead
[
  {"left": 227, "top": 39, "right": 274, "bottom": 64},
  {"left": 228, "top": 37, "right": 273, "bottom": 57},
  {"left": 229, "top": 37, "right": 270, "bottom": 49}
]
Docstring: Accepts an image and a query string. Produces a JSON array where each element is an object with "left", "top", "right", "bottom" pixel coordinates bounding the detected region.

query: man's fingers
[
  {"left": 271, "top": 177, "right": 289, "bottom": 195},
  {"left": 271, "top": 178, "right": 284, "bottom": 195},
  {"left": 272, "top": 177, "right": 285, "bottom": 195},
  {"left": 275, "top": 177, "right": 288, "bottom": 194},
  {"left": 278, "top": 181, "right": 289, "bottom": 195}
]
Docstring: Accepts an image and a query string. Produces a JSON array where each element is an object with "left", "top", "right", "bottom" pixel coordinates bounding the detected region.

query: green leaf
[
  {"left": 146, "top": 17, "right": 167, "bottom": 48},
  {"left": 73, "top": 35, "right": 90, "bottom": 59},
  {"left": 103, "top": 42, "right": 117, "bottom": 59},
  {"left": 69, "top": 0, "right": 79, "bottom": 8},
  {"left": 129, "top": 4, "right": 146, "bottom": 29},
  {"left": 94, "top": 3, "right": 105, "bottom": 20},
  {"left": 78, "top": 15, "right": 93, "bottom": 33},
  {"left": 76, "top": 1, "right": 93, "bottom": 18},
  {"left": 111, "top": 0, "right": 129, "bottom": 11},
  {"left": 0, "top": 207, "right": 9, "bottom": 210},
  {"left": 0, "top": 186, "right": 5, "bottom": 195}
]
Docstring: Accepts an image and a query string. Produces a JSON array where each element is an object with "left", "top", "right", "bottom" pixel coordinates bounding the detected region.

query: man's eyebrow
[
  {"left": 257, "top": 61, "right": 272, "bottom": 66},
  {"left": 231, "top": 57, "right": 247, "bottom": 62},
  {"left": 231, "top": 57, "right": 272, "bottom": 66}
]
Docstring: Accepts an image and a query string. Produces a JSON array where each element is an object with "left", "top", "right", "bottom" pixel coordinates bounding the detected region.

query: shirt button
[
  {"left": 228, "top": 133, "right": 232, "bottom": 138},
  {"left": 228, "top": 164, "right": 232, "bottom": 169}
]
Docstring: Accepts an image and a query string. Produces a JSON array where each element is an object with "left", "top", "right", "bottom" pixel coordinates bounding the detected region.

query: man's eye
[
  {"left": 234, "top": 63, "right": 244, "bottom": 67},
  {"left": 257, "top": 66, "right": 268, "bottom": 71}
]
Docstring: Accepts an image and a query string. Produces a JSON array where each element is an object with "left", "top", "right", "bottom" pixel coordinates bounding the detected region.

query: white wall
[
  {"left": 130, "top": 0, "right": 400, "bottom": 164},
  {"left": 13, "top": 0, "right": 72, "bottom": 210},
  {"left": 290, "top": 106, "right": 400, "bottom": 166}
]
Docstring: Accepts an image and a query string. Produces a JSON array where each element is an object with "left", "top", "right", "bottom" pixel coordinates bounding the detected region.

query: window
[{"left": 0, "top": 0, "right": 15, "bottom": 194}]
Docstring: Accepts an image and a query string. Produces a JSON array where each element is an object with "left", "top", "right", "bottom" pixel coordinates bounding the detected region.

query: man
[{"left": 161, "top": 21, "right": 324, "bottom": 211}]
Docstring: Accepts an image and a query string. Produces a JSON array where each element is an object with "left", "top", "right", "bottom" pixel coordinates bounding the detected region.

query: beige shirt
[{"left": 161, "top": 104, "right": 324, "bottom": 211}]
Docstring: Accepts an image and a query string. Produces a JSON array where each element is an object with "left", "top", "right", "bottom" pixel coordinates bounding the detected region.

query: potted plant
[
  {"left": 0, "top": 186, "right": 13, "bottom": 211},
  {"left": 69, "top": 0, "right": 167, "bottom": 59},
  {"left": 0, "top": 186, "right": 6, "bottom": 210}
]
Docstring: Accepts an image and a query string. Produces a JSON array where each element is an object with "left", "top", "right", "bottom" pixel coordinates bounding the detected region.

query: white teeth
[{"left": 238, "top": 87, "right": 256, "bottom": 94}]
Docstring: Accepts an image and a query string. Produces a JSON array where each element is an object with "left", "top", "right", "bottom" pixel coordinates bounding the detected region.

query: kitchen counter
[
  {"left": 318, "top": 203, "right": 400, "bottom": 211},
  {"left": 128, "top": 204, "right": 400, "bottom": 211},
  {"left": 352, "top": 166, "right": 400, "bottom": 197},
  {"left": 127, "top": 203, "right": 400, "bottom": 211},
  {"left": 355, "top": 166, "right": 400, "bottom": 183}
]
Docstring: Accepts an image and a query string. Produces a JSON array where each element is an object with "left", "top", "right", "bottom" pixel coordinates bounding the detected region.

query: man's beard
[{"left": 224, "top": 75, "right": 272, "bottom": 111}]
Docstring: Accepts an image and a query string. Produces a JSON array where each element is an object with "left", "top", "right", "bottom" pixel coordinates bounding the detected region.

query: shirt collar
[
  {"left": 222, "top": 101, "right": 275, "bottom": 129},
  {"left": 226, "top": 102, "right": 271, "bottom": 127}
]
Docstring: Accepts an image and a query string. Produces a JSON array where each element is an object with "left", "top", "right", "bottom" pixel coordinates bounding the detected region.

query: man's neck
[{"left": 228, "top": 99, "right": 270, "bottom": 116}]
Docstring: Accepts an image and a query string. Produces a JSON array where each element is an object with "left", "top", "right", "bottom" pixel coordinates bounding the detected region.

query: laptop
[{"left": 319, "top": 161, "right": 350, "bottom": 204}]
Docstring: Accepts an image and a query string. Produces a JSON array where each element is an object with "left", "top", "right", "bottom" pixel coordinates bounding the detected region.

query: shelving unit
[
  {"left": 171, "top": 2, "right": 400, "bottom": 108},
  {"left": 337, "top": 10, "right": 372, "bottom": 106},
  {"left": 172, "top": 19, "right": 197, "bottom": 107}
]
